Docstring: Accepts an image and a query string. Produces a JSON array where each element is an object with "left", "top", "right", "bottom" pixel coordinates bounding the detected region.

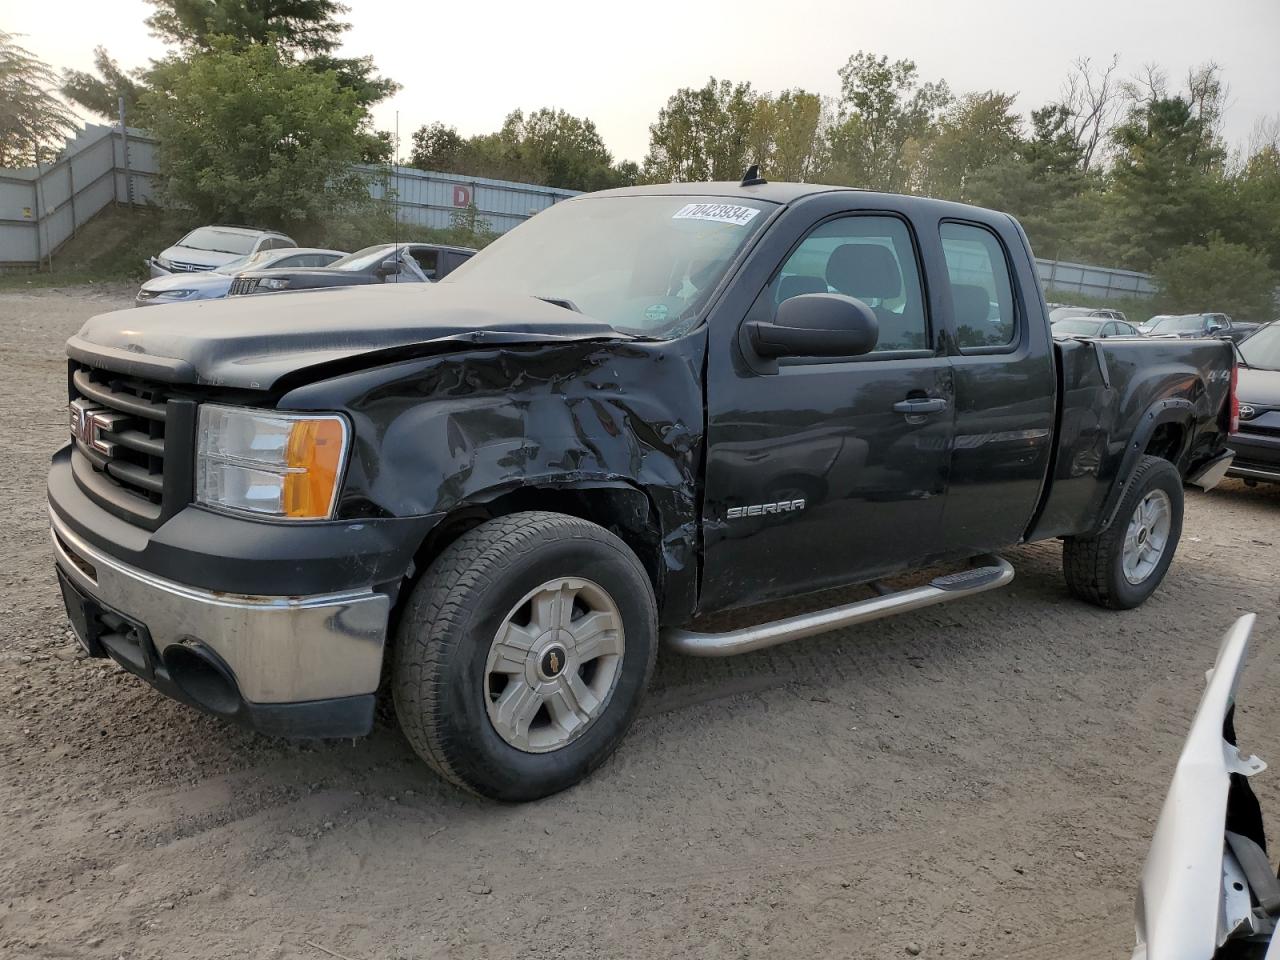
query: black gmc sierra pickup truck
[{"left": 49, "top": 179, "right": 1238, "bottom": 800}]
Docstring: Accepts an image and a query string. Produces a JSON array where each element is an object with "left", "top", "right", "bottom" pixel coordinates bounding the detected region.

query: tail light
[{"left": 1229, "top": 359, "right": 1240, "bottom": 434}]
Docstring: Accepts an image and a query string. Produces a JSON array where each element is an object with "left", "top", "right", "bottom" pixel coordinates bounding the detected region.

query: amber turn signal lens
[{"left": 282, "top": 417, "right": 347, "bottom": 519}]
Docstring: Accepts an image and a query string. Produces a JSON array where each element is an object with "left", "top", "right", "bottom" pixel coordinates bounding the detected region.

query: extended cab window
[
  {"left": 771, "top": 215, "right": 928, "bottom": 353},
  {"left": 939, "top": 222, "right": 1017, "bottom": 349}
]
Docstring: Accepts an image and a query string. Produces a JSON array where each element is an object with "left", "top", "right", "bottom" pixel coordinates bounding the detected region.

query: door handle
[{"left": 893, "top": 397, "right": 948, "bottom": 415}]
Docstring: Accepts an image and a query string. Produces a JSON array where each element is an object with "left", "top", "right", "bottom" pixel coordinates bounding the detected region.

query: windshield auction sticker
[{"left": 672, "top": 203, "right": 761, "bottom": 226}]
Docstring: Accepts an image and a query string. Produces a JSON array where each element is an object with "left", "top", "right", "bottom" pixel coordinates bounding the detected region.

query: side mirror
[
  {"left": 1207, "top": 323, "right": 1224, "bottom": 334},
  {"left": 377, "top": 258, "right": 401, "bottom": 277},
  {"left": 747, "top": 293, "right": 880, "bottom": 358}
]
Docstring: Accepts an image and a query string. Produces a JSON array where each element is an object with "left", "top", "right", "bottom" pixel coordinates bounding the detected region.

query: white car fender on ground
[{"left": 1133, "top": 613, "right": 1272, "bottom": 959}]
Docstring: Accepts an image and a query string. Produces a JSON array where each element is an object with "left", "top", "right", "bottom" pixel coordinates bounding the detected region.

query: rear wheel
[
  {"left": 1063, "top": 455, "right": 1184, "bottom": 610},
  {"left": 392, "top": 511, "right": 657, "bottom": 801}
]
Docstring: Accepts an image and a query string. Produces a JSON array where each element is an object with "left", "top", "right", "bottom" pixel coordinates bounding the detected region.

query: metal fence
[
  {"left": 1035, "top": 257, "right": 1157, "bottom": 301},
  {"left": 0, "top": 124, "right": 159, "bottom": 269},
  {"left": 367, "top": 163, "right": 578, "bottom": 234}
]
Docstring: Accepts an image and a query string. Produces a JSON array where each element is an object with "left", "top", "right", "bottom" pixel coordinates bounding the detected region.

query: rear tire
[
  {"left": 392, "top": 511, "right": 657, "bottom": 801},
  {"left": 1063, "top": 455, "right": 1184, "bottom": 610}
]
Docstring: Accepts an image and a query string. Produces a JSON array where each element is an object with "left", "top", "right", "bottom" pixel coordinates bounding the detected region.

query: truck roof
[{"left": 586, "top": 180, "right": 1011, "bottom": 222}]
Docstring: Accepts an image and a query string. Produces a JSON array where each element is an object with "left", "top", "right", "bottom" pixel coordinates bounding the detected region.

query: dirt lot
[{"left": 1, "top": 285, "right": 1277, "bottom": 960}]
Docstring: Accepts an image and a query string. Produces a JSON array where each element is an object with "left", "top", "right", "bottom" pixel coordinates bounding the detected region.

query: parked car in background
[
  {"left": 135, "top": 248, "right": 346, "bottom": 307},
  {"left": 1228, "top": 320, "right": 1280, "bottom": 485},
  {"left": 149, "top": 226, "right": 297, "bottom": 277},
  {"left": 1051, "top": 316, "right": 1142, "bottom": 338},
  {"left": 1049, "top": 305, "right": 1131, "bottom": 325},
  {"left": 227, "top": 242, "right": 475, "bottom": 297},
  {"left": 1141, "top": 312, "right": 1260, "bottom": 342}
]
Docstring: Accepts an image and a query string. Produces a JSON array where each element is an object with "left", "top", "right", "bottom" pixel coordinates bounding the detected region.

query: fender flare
[
  {"left": 1095, "top": 397, "right": 1195, "bottom": 534},
  {"left": 427, "top": 474, "right": 698, "bottom": 626}
]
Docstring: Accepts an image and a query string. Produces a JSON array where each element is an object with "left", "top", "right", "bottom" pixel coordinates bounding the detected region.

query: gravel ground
[{"left": 1, "top": 285, "right": 1278, "bottom": 960}]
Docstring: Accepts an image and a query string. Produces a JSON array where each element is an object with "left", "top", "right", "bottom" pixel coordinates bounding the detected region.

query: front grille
[
  {"left": 69, "top": 364, "right": 195, "bottom": 529},
  {"left": 1238, "top": 407, "right": 1280, "bottom": 438},
  {"left": 167, "top": 260, "right": 213, "bottom": 273},
  {"left": 227, "top": 277, "right": 259, "bottom": 296}
]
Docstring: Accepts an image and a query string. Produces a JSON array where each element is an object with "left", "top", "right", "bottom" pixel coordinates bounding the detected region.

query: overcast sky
[{"left": 10, "top": 0, "right": 1279, "bottom": 163}]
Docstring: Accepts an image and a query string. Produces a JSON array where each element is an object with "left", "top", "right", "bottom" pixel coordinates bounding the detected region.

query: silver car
[
  {"left": 135, "top": 247, "right": 346, "bottom": 307},
  {"left": 147, "top": 225, "right": 298, "bottom": 277}
]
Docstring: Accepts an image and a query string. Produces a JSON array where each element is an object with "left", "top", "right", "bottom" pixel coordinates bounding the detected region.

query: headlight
[
  {"left": 155, "top": 288, "right": 196, "bottom": 299},
  {"left": 196, "top": 405, "right": 350, "bottom": 520},
  {"left": 258, "top": 278, "right": 291, "bottom": 290},
  {"left": 156, "top": 256, "right": 173, "bottom": 271}
]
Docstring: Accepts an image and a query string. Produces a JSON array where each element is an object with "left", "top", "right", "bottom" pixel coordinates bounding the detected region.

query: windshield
[
  {"left": 1052, "top": 318, "right": 1106, "bottom": 336},
  {"left": 327, "top": 245, "right": 397, "bottom": 271},
  {"left": 444, "top": 195, "right": 777, "bottom": 337},
  {"left": 179, "top": 227, "right": 259, "bottom": 255},
  {"left": 1239, "top": 323, "right": 1280, "bottom": 370},
  {"left": 1147, "top": 315, "right": 1205, "bottom": 333}
]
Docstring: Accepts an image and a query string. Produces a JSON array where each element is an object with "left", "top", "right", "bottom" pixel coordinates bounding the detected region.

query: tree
[
  {"left": 643, "top": 77, "right": 758, "bottom": 182},
  {"left": 61, "top": 47, "right": 145, "bottom": 122},
  {"left": 1057, "top": 55, "right": 1122, "bottom": 170},
  {"left": 409, "top": 121, "right": 466, "bottom": 172},
  {"left": 141, "top": 41, "right": 368, "bottom": 237},
  {"left": 920, "top": 91, "right": 1021, "bottom": 201},
  {"left": 1152, "top": 236, "right": 1278, "bottom": 319},
  {"left": 747, "top": 89, "right": 829, "bottom": 182},
  {"left": 64, "top": 0, "right": 395, "bottom": 121},
  {"left": 0, "top": 31, "right": 79, "bottom": 167},
  {"left": 408, "top": 109, "right": 635, "bottom": 191},
  {"left": 1108, "top": 93, "right": 1227, "bottom": 270},
  {"left": 501, "top": 108, "right": 620, "bottom": 190},
  {"left": 825, "top": 52, "right": 951, "bottom": 193}
]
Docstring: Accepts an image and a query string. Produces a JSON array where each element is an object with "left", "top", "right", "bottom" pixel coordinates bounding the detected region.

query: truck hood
[
  {"left": 67, "top": 282, "right": 628, "bottom": 390},
  {"left": 1239, "top": 366, "right": 1280, "bottom": 407}
]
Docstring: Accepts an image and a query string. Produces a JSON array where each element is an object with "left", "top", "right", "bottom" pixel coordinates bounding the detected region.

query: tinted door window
[
  {"left": 770, "top": 215, "right": 928, "bottom": 353},
  {"left": 940, "top": 222, "right": 1017, "bottom": 349}
]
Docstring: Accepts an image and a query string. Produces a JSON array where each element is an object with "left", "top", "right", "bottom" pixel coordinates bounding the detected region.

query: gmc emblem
[{"left": 70, "top": 399, "right": 122, "bottom": 456}]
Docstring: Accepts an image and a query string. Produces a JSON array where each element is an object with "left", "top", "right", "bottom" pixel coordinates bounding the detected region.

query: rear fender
[{"left": 1096, "top": 399, "right": 1195, "bottom": 534}]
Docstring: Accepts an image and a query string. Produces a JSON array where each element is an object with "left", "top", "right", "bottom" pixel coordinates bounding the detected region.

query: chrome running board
[{"left": 662, "top": 555, "right": 1014, "bottom": 657}]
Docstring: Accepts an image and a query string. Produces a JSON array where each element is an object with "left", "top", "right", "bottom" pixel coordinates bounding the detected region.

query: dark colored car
[
  {"left": 1141, "top": 312, "right": 1260, "bottom": 342},
  {"left": 1051, "top": 316, "right": 1142, "bottom": 338},
  {"left": 50, "top": 180, "right": 1236, "bottom": 801},
  {"left": 1228, "top": 320, "right": 1280, "bottom": 484},
  {"left": 227, "top": 242, "right": 475, "bottom": 296}
]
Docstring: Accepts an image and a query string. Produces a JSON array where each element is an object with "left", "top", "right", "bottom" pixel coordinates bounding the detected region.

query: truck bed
[{"left": 1027, "top": 336, "right": 1234, "bottom": 542}]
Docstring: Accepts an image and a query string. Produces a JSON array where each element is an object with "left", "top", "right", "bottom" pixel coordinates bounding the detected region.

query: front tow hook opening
[{"left": 161, "top": 643, "right": 241, "bottom": 716}]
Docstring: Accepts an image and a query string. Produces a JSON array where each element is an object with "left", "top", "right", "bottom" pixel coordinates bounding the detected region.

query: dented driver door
[{"left": 699, "top": 203, "right": 956, "bottom": 613}]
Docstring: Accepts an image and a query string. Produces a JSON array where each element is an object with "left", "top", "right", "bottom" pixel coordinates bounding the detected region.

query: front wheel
[
  {"left": 1063, "top": 455, "right": 1184, "bottom": 610},
  {"left": 392, "top": 511, "right": 657, "bottom": 801}
]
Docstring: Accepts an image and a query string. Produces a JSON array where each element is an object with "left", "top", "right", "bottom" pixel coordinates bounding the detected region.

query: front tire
[
  {"left": 1063, "top": 455, "right": 1184, "bottom": 610},
  {"left": 392, "top": 511, "right": 658, "bottom": 801}
]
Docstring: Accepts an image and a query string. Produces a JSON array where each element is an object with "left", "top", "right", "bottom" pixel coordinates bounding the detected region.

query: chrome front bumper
[{"left": 50, "top": 510, "right": 390, "bottom": 706}]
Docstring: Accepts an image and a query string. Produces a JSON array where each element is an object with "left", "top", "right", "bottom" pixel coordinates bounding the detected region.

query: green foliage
[
  {"left": 0, "top": 30, "right": 79, "bottom": 166},
  {"left": 63, "top": 0, "right": 394, "bottom": 123},
  {"left": 407, "top": 109, "right": 632, "bottom": 192},
  {"left": 141, "top": 42, "right": 369, "bottom": 238},
  {"left": 1151, "top": 235, "right": 1278, "bottom": 319},
  {"left": 1106, "top": 95, "right": 1227, "bottom": 271},
  {"left": 145, "top": 0, "right": 347, "bottom": 54},
  {"left": 827, "top": 52, "right": 952, "bottom": 192},
  {"left": 61, "top": 47, "right": 146, "bottom": 123},
  {"left": 642, "top": 77, "right": 759, "bottom": 182}
]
